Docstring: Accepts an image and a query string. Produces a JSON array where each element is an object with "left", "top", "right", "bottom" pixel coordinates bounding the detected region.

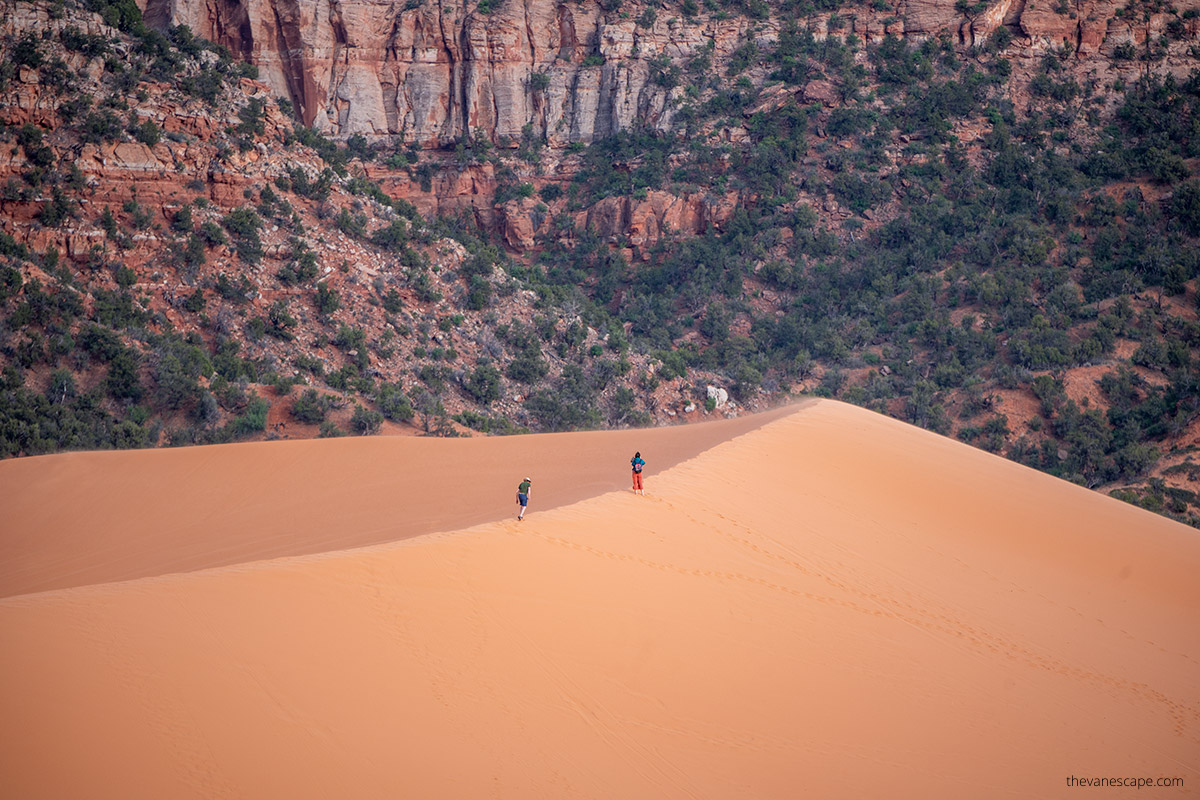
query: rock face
[
  {"left": 140, "top": 0, "right": 1200, "bottom": 143},
  {"left": 125, "top": 0, "right": 1200, "bottom": 260},
  {"left": 128, "top": 0, "right": 1200, "bottom": 254},
  {"left": 143, "top": 0, "right": 757, "bottom": 144},
  {"left": 570, "top": 189, "right": 740, "bottom": 257},
  {"left": 900, "top": 0, "right": 1200, "bottom": 54}
]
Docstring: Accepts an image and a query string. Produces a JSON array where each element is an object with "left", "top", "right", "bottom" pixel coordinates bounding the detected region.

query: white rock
[{"left": 706, "top": 385, "right": 728, "bottom": 408}]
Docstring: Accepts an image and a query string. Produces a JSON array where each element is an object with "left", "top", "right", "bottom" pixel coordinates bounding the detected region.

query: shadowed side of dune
[
  {"left": 0, "top": 399, "right": 1197, "bottom": 799},
  {"left": 0, "top": 403, "right": 799, "bottom": 597}
]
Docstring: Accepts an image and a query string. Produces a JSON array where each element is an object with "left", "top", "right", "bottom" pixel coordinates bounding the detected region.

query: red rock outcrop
[
  {"left": 132, "top": 0, "right": 1200, "bottom": 162},
  {"left": 126, "top": 0, "right": 1200, "bottom": 254},
  {"left": 139, "top": 0, "right": 758, "bottom": 144},
  {"left": 570, "top": 189, "right": 738, "bottom": 257},
  {"left": 898, "top": 0, "right": 1200, "bottom": 60}
]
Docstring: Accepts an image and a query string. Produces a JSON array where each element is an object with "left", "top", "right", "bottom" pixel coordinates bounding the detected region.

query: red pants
[{"left": 632, "top": 471, "right": 643, "bottom": 490}]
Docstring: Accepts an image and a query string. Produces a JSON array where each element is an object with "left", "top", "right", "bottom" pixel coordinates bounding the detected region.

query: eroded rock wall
[
  {"left": 139, "top": 0, "right": 1200, "bottom": 144},
  {"left": 142, "top": 0, "right": 765, "bottom": 143}
]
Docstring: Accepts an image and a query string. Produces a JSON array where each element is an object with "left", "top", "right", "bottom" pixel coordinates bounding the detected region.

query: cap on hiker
[{"left": 524, "top": 476, "right": 531, "bottom": 481}]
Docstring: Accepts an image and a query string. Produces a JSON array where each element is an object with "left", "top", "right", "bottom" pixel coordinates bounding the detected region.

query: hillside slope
[
  {"left": 4, "top": 0, "right": 1200, "bottom": 529},
  {"left": 1, "top": 400, "right": 1197, "bottom": 798}
]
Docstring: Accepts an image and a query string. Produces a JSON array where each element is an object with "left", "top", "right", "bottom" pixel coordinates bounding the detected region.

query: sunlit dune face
[{"left": 1, "top": 400, "right": 1196, "bottom": 798}]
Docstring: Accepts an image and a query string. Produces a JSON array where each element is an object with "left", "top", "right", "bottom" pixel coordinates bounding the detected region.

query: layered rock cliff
[
  {"left": 128, "top": 0, "right": 1200, "bottom": 256},
  {"left": 143, "top": 0, "right": 737, "bottom": 142},
  {"left": 142, "top": 0, "right": 1200, "bottom": 143}
]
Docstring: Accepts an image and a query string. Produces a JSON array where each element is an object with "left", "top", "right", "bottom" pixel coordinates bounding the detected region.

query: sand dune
[
  {"left": 1, "top": 399, "right": 1197, "bottom": 798},
  {"left": 0, "top": 404, "right": 793, "bottom": 597}
]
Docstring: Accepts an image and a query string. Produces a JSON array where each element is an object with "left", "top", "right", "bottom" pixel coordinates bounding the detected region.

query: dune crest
[
  {"left": 0, "top": 403, "right": 795, "bottom": 597},
  {"left": 1, "top": 400, "right": 1197, "bottom": 798}
]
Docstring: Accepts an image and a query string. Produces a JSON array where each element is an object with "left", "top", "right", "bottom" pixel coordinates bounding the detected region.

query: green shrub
[
  {"left": 78, "top": 110, "right": 122, "bottom": 144},
  {"left": 465, "top": 364, "right": 503, "bottom": 404},
  {"left": 382, "top": 288, "right": 404, "bottom": 313},
  {"left": 375, "top": 382, "right": 414, "bottom": 421},
  {"left": 265, "top": 300, "right": 297, "bottom": 339},
  {"left": 222, "top": 207, "right": 263, "bottom": 263},
  {"left": 236, "top": 98, "right": 265, "bottom": 137},
  {"left": 230, "top": 397, "right": 269, "bottom": 436},
  {"left": 315, "top": 282, "right": 340, "bottom": 316},
  {"left": 11, "top": 33, "right": 44, "bottom": 68},
  {"left": 291, "top": 389, "right": 331, "bottom": 424},
  {"left": 222, "top": 207, "right": 262, "bottom": 238},
  {"left": 350, "top": 404, "right": 383, "bottom": 434},
  {"left": 180, "top": 66, "right": 224, "bottom": 104},
  {"left": 371, "top": 219, "right": 409, "bottom": 251},
  {"left": 105, "top": 348, "right": 143, "bottom": 401},
  {"left": 507, "top": 351, "right": 548, "bottom": 384},
  {"left": 133, "top": 119, "right": 161, "bottom": 146}
]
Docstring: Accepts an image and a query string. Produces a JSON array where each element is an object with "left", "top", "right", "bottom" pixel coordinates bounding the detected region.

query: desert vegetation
[{"left": 1, "top": 0, "right": 1199, "bottom": 524}]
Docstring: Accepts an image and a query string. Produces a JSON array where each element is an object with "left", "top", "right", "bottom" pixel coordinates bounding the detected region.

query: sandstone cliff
[
  {"left": 132, "top": 0, "right": 1200, "bottom": 249},
  {"left": 142, "top": 0, "right": 1200, "bottom": 143},
  {"left": 144, "top": 0, "right": 754, "bottom": 143}
]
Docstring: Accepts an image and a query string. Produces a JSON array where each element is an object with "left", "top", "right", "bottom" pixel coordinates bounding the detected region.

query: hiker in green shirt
[{"left": 516, "top": 477, "right": 532, "bottom": 520}]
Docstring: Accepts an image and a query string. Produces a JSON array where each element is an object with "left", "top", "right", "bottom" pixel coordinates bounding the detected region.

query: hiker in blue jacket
[{"left": 631, "top": 452, "right": 645, "bottom": 495}]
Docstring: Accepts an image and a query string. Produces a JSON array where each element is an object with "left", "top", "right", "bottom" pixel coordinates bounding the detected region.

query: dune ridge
[
  {"left": 1, "top": 399, "right": 1197, "bottom": 798},
  {"left": 0, "top": 403, "right": 796, "bottom": 598}
]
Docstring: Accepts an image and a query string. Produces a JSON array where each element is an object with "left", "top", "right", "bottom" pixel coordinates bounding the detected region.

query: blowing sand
[{"left": 1, "top": 399, "right": 1197, "bottom": 798}]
